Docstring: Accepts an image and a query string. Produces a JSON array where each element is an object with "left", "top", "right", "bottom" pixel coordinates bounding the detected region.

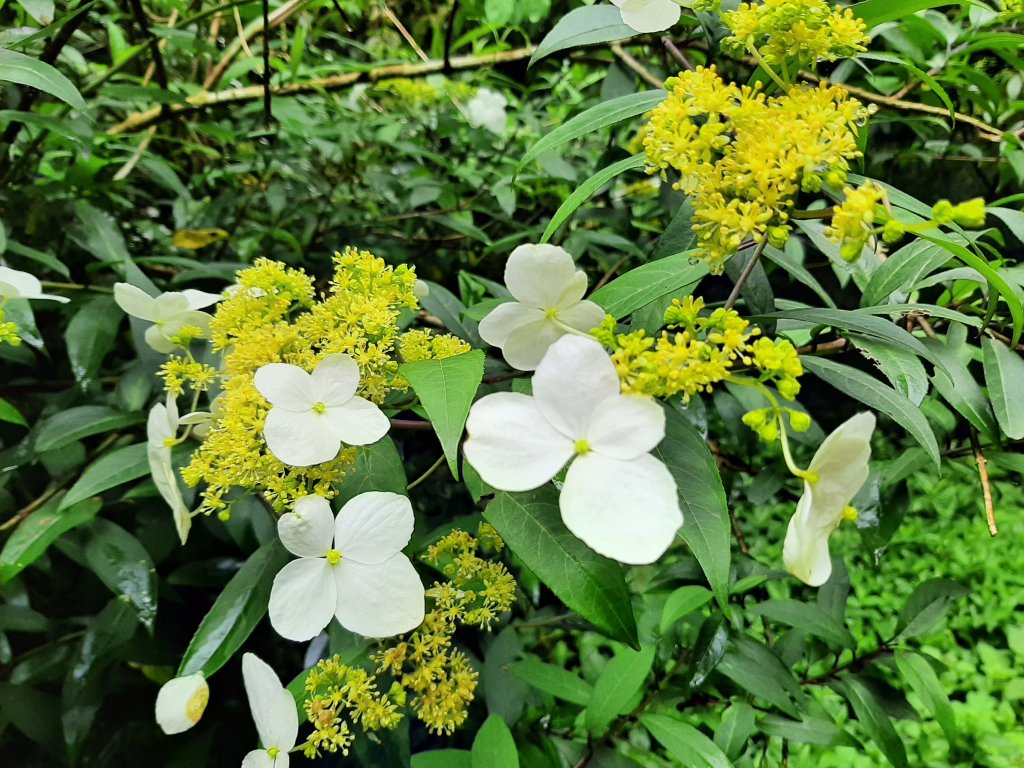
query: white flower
[
  {"left": 465, "top": 88, "right": 508, "bottom": 134},
  {"left": 155, "top": 672, "right": 209, "bottom": 735},
  {"left": 113, "top": 282, "right": 222, "bottom": 353},
  {"left": 0, "top": 266, "right": 69, "bottom": 303},
  {"left": 253, "top": 355, "right": 390, "bottom": 467},
  {"left": 241, "top": 653, "right": 297, "bottom": 768},
  {"left": 147, "top": 395, "right": 192, "bottom": 545},
  {"left": 478, "top": 244, "right": 605, "bottom": 371},
  {"left": 268, "top": 492, "right": 425, "bottom": 641},
  {"left": 463, "top": 335, "right": 682, "bottom": 565},
  {"left": 611, "top": 0, "right": 683, "bottom": 33},
  {"left": 783, "top": 412, "right": 876, "bottom": 587}
]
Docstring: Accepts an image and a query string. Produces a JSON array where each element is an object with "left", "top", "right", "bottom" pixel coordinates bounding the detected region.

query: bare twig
[
  {"left": 389, "top": 418, "right": 434, "bottom": 431},
  {"left": 380, "top": 3, "right": 429, "bottom": 63},
  {"left": 970, "top": 429, "right": 998, "bottom": 536},
  {"left": 610, "top": 42, "right": 663, "bottom": 88},
  {"left": 730, "top": 508, "right": 750, "bottom": 555},
  {"left": 662, "top": 37, "right": 695, "bottom": 71},
  {"left": 203, "top": 0, "right": 308, "bottom": 89},
  {"left": 724, "top": 237, "right": 769, "bottom": 310}
]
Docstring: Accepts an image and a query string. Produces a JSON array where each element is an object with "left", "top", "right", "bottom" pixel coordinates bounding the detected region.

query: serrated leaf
[
  {"left": 399, "top": 350, "right": 484, "bottom": 479},
  {"left": 590, "top": 252, "right": 708, "bottom": 319},
  {"left": 748, "top": 600, "right": 854, "bottom": 648},
  {"left": 59, "top": 443, "right": 149, "bottom": 511},
  {"left": 82, "top": 518, "right": 157, "bottom": 632},
  {"left": 586, "top": 645, "right": 655, "bottom": 732},
  {"left": 895, "top": 652, "right": 956, "bottom": 742},
  {"left": 471, "top": 714, "right": 518, "bottom": 768},
  {"left": 0, "top": 48, "right": 85, "bottom": 110},
  {"left": 839, "top": 676, "right": 908, "bottom": 768},
  {"left": 894, "top": 578, "right": 969, "bottom": 642},
  {"left": 178, "top": 541, "right": 291, "bottom": 677},
  {"left": 640, "top": 713, "right": 732, "bottom": 768},
  {"left": 530, "top": 6, "right": 634, "bottom": 65},
  {"left": 660, "top": 585, "right": 713, "bottom": 634},
  {"left": 801, "top": 356, "right": 940, "bottom": 468},
  {"left": 541, "top": 154, "right": 645, "bottom": 242},
  {"left": 509, "top": 660, "right": 593, "bottom": 706},
  {"left": 653, "top": 407, "right": 731, "bottom": 610},
  {"left": 33, "top": 406, "right": 141, "bottom": 453},
  {"left": 483, "top": 488, "right": 638, "bottom": 647},
  {"left": 981, "top": 337, "right": 1024, "bottom": 439},
  {"left": 0, "top": 496, "right": 100, "bottom": 583}
]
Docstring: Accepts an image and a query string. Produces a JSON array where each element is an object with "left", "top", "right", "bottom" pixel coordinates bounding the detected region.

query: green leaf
[
  {"left": 653, "top": 407, "right": 731, "bottom": 610},
  {"left": 585, "top": 644, "right": 655, "bottom": 733},
  {"left": 921, "top": 337, "right": 999, "bottom": 441},
  {"left": 894, "top": 652, "right": 956, "bottom": 742},
  {"left": 851, "top": 0, "right": 952, "bottom": 27},
  {"left": 0, "top": 396, "right": 27, "bottom": 427},
  {"left": 471, "top": 714, "right": 518, "bottom": 768},
  {"left": 178, "top": 541, "right": 291, "bottom": 677},
  {"left": 59, "top": 442, "right": 150, "bottom": 510},
  {"left": 858, "top": 52, "right": 954, "bottom": 119},
  {"left": 0, "top": 496, "right": 100, "bottom": 583},
  {"left": 894, "top": 578, "right": 969, "bottom": 642},
  {"left": 653, "top": 198, "right": 698, "bottom": 259},
  {"left": 862, "top": 240, "right": 951, "bottom": 307},
  {"left": 541, "top": 154, "right": 645, "bottom": 243},
  {"left": 759, "top": 714, "right": 856, "bottom": 747},
  {"left": 463, "top": 298, "right": 511, "bottom": 322},
  {"left": 839, "top": 675, "right": 909, "bottom": 768},
  {"left": 517, "top": 90, "right": 666, "bottom": 174},
  {"left": 715, "top": 703, "right": 756, "bottom": 761},
  {"left": 801, "top": 356, "right": 940, "bottom": 468},
  {"left": 660, "top": 585, "right": 713, "bottom": 635},
  {"left": 530, "top": 5, "right": 634, "bottom": 65},
  {"left": 590, "top": 252, "right": 708, "bottom": 319},
  {"left": 640, "top": 713, "right": 732, "bottom": 768},
  {"left": 64, "top": 298, "right": 123, "bottom": 384},
  {"left": 412, "top": 751, "right": 473, "bottom": 768},
  {"left": 748, "top": 599, "right": 855, "bottom": 648},
  {"left": 483, "top": 488, "right": 639, "bottom": 647},
  {"left": 0, "top": 48, "right": 85, "bottom": 111},
  {"left": 717, "top": 637, "right": 803, "bottom": 717},
  {"left": 399, "top": 350, "right": 484, "bottom": 479},
  {"left": 850, "top": 336, "right": 929, "bottom": 407},
  {"left": 509, "top": 660, "right": 593, "bottom": 706},
  {"left": 334, "top": 437, "right": 408, "bottom": 505},
  {"left": 33, "top": 406, "right": 141, "bottom": 453},
  {"left": 82, "top": 518, "right": 157, "bottom": 632},
  {"left": 981, "top": 337, "right": 1024, "bottom": 440}
]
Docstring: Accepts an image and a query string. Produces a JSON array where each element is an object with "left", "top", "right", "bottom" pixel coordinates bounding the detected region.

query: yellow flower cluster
[
  {"left": 825, "top": 181, "right": 886, "bottom": 261},
  {"left": 373, "top": 78, "right": 475, "bottom": 106},
  {"left": 0, "top": 306, "right": 20, "bottom": 346},
  {"left": 174, "top": 250, "right": 468, "bottom": 515},
  {"left": 722, "top": 0, "right": 870, "bottom": 67},
  {"left": 643, "top": 67, "right": 873, "bottom": 272},
  {"left": 594, "top": 296, "right": 803, "bottom": 401},
  {"left": 374, "top": 526, "right": 517, "bottom": 735},
  {"left": 397, "top": 328, "right": 473, "bottom": 366}
]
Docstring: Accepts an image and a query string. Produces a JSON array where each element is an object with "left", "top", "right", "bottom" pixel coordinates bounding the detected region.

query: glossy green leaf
[
  {"left": 850, "top": 336, "right": 929, "bottom": 406},
  {"left": 471, "top": 714, "right": 518, "bottom": 768},
  {"left": 660, "top": 585, "right": 713, "bottom": 635},
  {"left": 529, "top": 5, "right": 633, "bottom": 65},
  {"left": 82, "top": 519, "right": 157, "bottom": 631},
  {"left": 334, "top": 437, "right": 408, "bottom": 505},
  {"left": 715, "top": 703, "right": 756, "bottom": 761},
  {"left": 653, "top": 408, "right": 731, "bottom": 610},
  {"left": 0, "top": 397, "right": 27, "bottom": 427},
  {"left": 0, "top": 496, "right": 100, "bottom": 583},
  {"left": 399, "top": 350, "right": 484, "bottom": 479},
  {"left": 541, "top": 154, "right": 645, "bottom": 242},
  {"left": 748, "top": 599, "right": 855, "bottom": 648},
  {"left": 59, "top": 442, "right": 149, "bottom": 510},
  {"left": 759, "top": 714, "right": 856, "bottom": 747},
  {"left": 0, "top": 48, "right": 85, "bottom": 111},
  {"left": 894, "top": 578, "right": 969, "bottom": 642},
  {"left": 64, "top": 297, "right": 123, "bottom": 384},
  {"left": 640, "top": 713, "right": 732, "bottom": 768},
  {"left": 483, "top": 488, "right": 639, "bottom": 647},
  {"left": 653, "top": 198, "right": 698, "bottom": 259},
  {"left": 33, "top": 406, "right": 141, "bottom": 453},
  {"left": 717, "top": 637, "right": 803, "bottom": 717},
  {"left": 509, "top": 660, "right": 593, "bottom": 706},
  {"left": 590, "top": 252, "right": 708, "bottom": 319},
  {"left": 801, "top": 356, "right": 940, "bottom": 468},
  {"left": 178, "top": 541, "right": 290, "bottom": 677},
  {"left": 585, "top": 644, "right": 655, "bottom": 733},
  {"left": 862, "top": 240, "right": 951, "bottom": 306},
  {"left": 839, "top": 676, "right": 909, "bottom": 768},
  {"left": 412, "top": 751, "right": 473, "bottom": 768},
  {"left": 981, "top": 337, "right": 1024, "bottom": 439},
  {"left": 895, "top": 652, "right": 956, "bottom": 742}
]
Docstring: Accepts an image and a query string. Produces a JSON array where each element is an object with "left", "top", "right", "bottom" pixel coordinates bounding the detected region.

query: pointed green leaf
[
  {"left": 471, "top": 714, "right": 518, "bottom": 768},
  {"left": 0, "top": 48, "right": 85, "bottom": 110},
  {"left": 585, "top": 644, "right": 655, "bottom": 733},
  {"left": 981, "top": 337, "right": 1024, "bottom": 439},
  {"left": 839, "top": 676, "right": 908, "bottom": 768},
  {"left": 530, "top": 6, "right": 633, "bottom": 65},
  {"left": 59, "top": 443, "right": 150, "bottom": 510},
  {"left": 660, "top": 585, "right": 713, "bottom": 634},
  {"left": 640, "top": 713, "right": 732, "bottom": 768},
  {"left": 895, "top": 652, "right": 956, "bottom": 743},
  {"left": 82, "top": 519, "right": 157, "bottom": 632},
  {"left": 748, "top": 599, "right": 855, "bottom": 648},
  {"left": 590, "top": 252, "right": 708, "bottom": 319},
  {"left": 33, "top": 406, "right": 141, "bottom": 453},
  {"left": 509, "top": 660, "right": 593, "bottom": 706},
  {"left": 717, "top": 637, "right": 803, "bottom": 717},
  {"left": 541, "top": 154, "right": 646, "bottom": 243},
  {"left": 894, "top": 578, "right": 969, "bottom": 642},
  {"left": 0, "top": 496, "right": 100, "bottom": 583}
]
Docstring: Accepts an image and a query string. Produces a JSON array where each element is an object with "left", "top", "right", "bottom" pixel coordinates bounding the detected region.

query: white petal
[
  {"left": 153, "top": 292, "right": 192, "bottom": 319},
  {"left": 263, "top": 408, "right": 342, "bottom": 466},
  {"left": 274, "top": 754, "right": 290, "bottom": 768},
  {"left": 147, "top": 401, "right": 173, "bottom": 447},
  {"left": 478, "top": 302, "right": 546, "bottom": 348},
  {"left": 463, "top": 392, "right": 574, "bottom": 491},
  {"left": 310, "top": 354, "right": 360, "bottom": 406},
  {"left": 241, "top": 653, "right": 299, "bottom": 751},
  {"left": 560, "top": 453, "right": 682, "bottom": 565},
  {"left": 242, "top": 751, "right": 275, "bottom": 768},
  {"left": 504, "top": 244, "right": 588, "bottom": 309},
  {"left": 114, "top": 283, "right": 159, "bottom": 321},
  {"left": 149, "top": 447, "right": 191, "bottom": 545},
  {"left": 278, "top": 495, "right": 335, "bottom": 558},
  {"left": 783, "top": 488, "right": 835, "bottom": 587},
  {"left": 333, "top": 492, "right": 413, "bottom": 564},
  {"left": 254, "top": 363, "right": 315, "bottom": 410},
  {"left": 323, "top": 397, "right": 390, "bottom": 446},
  {"left": 181, "top": 288, "right": 223, "bottom": 310},
  {"left": 586, "top": 395, "right": 665, "bottom": 459},
  {"left": 532, "top": 335, "right": 621, "bottom": 438},
  {"left": 0, "top": 266, "right": 41, "bottom": 298},
  {"left": 333, "top": 555, "right": 425, "bottom": 638},
  {"left": 163, "top": 309, "right": 213, "bottom": 337},
  {"left": 616, "top": 0, "right": 681, "bottom": 33},
  {"left": 268, "top": 558, "right": 337, "bottom": 641},
  {"left": 144, "top": 324, "right": 178, "bottom": 354},
  {"left": 805, "top": 412, "right": 875, "bottom": 528},
  {"left": 155, "top": 673, "right": 208, "bottom": 735},
  {"left": 501, "top": 318, "right": 566, "bottom": 371},
  {"left": 556, "top": 299, "right": 606, "bottom": 331}
]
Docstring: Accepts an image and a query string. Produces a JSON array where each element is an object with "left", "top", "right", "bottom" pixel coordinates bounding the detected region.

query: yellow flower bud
[{"left": 952, "top": 198, "right": 986, "bottom": 228}]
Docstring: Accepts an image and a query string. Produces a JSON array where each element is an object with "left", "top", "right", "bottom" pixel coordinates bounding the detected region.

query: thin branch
[
  {"left": 389, "top": 418, "right": 434, "bottom": 431},
  {"left": 443, "top": 1, "right": 460, "bottom": 72},
  {"left": 380, "top": 3, "right": 429, "bottom": 63},
  {"left": 724, "top": 237, "right": 769, "bottom": 310},
  {"left": 407, "top": 454, "right": 446, "bottom": 490},
  {"left": 262, "top": 0, "right": 272, "bottom": 127},
  {"left": 729, "top": 508, "right": 750, "bottom": 555},
  {"left": 970, "top": 429, "right": 998, "bottom": 536},
  {"left": 610, "top": 42, "right": 663, "bottom": 88},
  {"left": 662, "top": 37, "right": 695, "bottom": 71},
  {"left": 127, "top": 0, "right": 170, "bottom": 92},
  {"left": 203, "top": 0, "right": 308, "bottom": 89}
]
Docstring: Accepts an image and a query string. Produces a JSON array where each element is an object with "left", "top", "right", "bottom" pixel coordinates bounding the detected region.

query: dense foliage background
[{"left": 1, "top": 0, "right": 1023, "bottom": 766}]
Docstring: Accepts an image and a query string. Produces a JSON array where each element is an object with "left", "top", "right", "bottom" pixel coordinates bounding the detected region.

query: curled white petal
[
  {"left": 278, "top": 495, "right": 335, "bottom": 558},
  {"left": 504, "top": 243, "right": 587, "bottom": 309},
  {"left": 155, "top": 673, "right": 208, "bottom": 735},
  {"left": 241, "top": 653, "right": 298, "bottom": 756},
  {"left": 0, "top": 266, "right": 69, "bottom": 302},
  {"left": 478, "top": 302, "right": 546, "bottom": 349}
]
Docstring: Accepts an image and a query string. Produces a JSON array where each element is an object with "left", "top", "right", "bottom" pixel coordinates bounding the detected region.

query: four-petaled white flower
[
  {"left": 241, "top": 653, "right": 298, "bottom": 768},
  {"left": 155, "top": 672, "right": 209, "bottom": 735},
  {"left": 478, "top": 244, "right": 605, "bottom": 371},
  {"left": 465, "top": 88, "right": 509, "bottom": 134},
  {"left": 611, "top": 0, "right": 683, "bottom": 33},
  {"left": 783, "top": 412, "right": 875, "bottom": 587},
  {"left": 268, "top": 492, "right": 425, "bottom": 641},
  {"left": 464, "top": 335, "right": 683, "bottom": 564},
  {"left": 114, "top": 282, "right": 222, "bottom": 353},
  {"left": 0, "top": 266, "right": 69, "bottom": 303},
  {"left": 147, "top": 395, "right": 193, "bottom": 545},
  {"left": 254, "top": 354, "right": 390, "bottom": 467}
]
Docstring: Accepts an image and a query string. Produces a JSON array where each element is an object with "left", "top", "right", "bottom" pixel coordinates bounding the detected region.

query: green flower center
[
  {"left": 544, "top": 308, "right": 559, "bottom": 319},
  {"left": 312, "top": 401, "right": 327, "bottom": 414},
  {"left": 574, "top": 439, "right": 591, "bottom": 456},
  {"left": 326, "top": 549, "right": 342, "bottom": 566},
  {"left": 267, "top": 747, "right": 280, "bottom": 758}
]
